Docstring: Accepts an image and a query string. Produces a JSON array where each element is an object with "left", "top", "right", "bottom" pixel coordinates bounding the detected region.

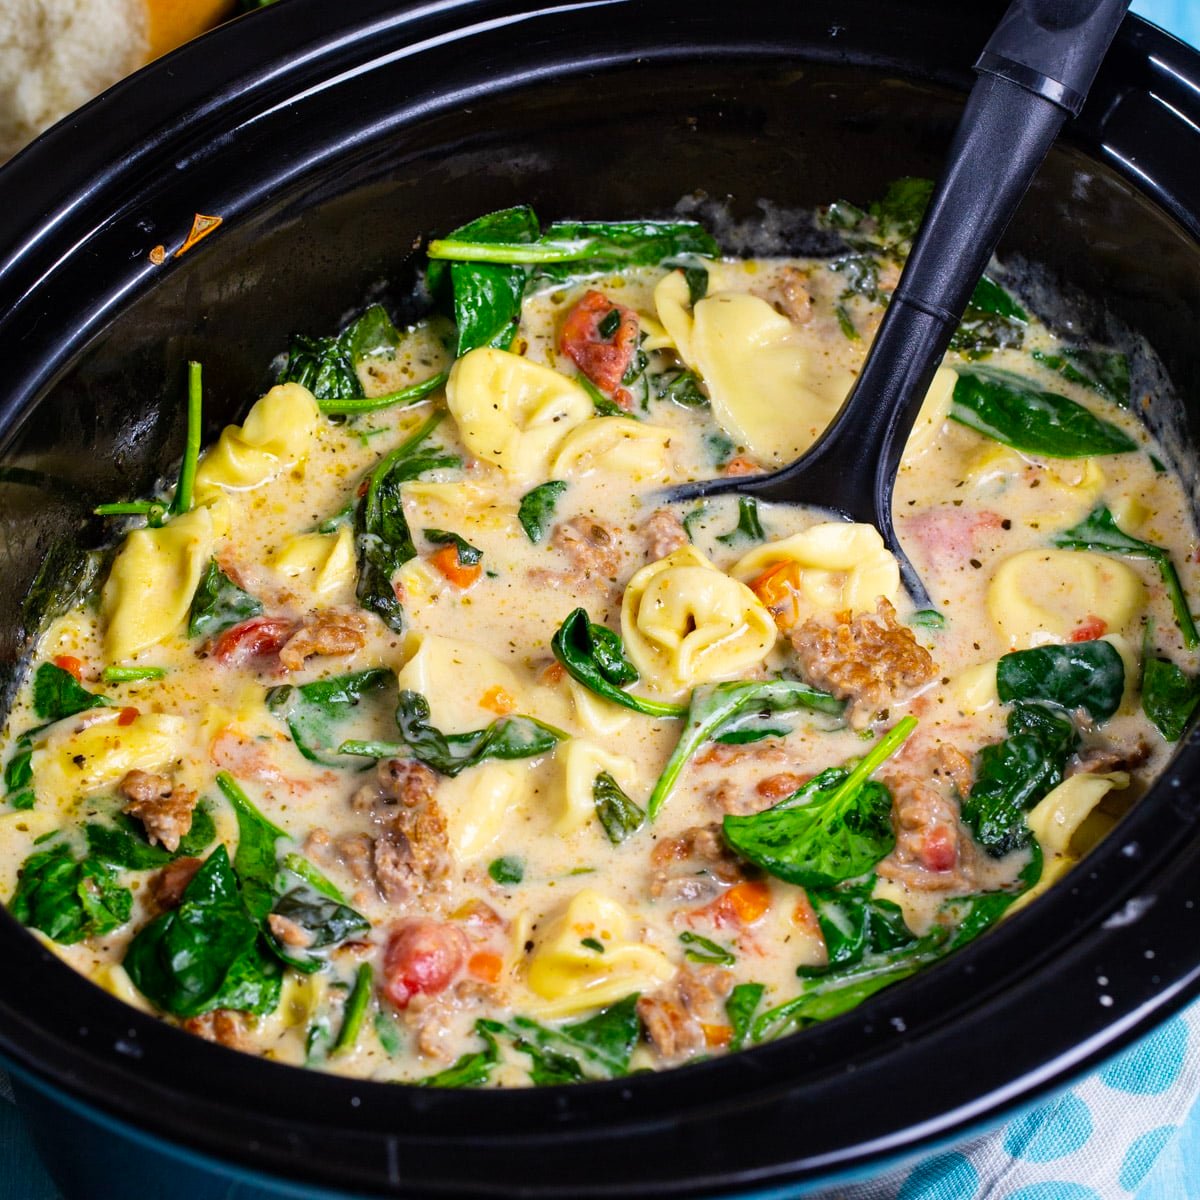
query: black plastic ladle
[{"left": 668, "top": 0, "right": 1130, "bottom": 607}]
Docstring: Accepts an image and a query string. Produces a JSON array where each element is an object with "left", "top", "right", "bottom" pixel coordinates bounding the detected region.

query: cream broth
[{"left": 2, "top": 199, "right": 1196, "bottom": 1085}]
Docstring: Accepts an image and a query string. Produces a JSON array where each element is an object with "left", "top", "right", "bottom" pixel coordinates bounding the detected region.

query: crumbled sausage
[
  {"left": 182, "top": 1009, "right": 249, "bottom": 1049},
  {"left": 148, "top": 856, "right": 202, "bottom": 912},
  {"left": 1069, "top": 738, "right": 1151, "bottom": 778},
  {"left": 119, "top": 769, "right": 197, "bottom": 853},
  {"left": 638, "top": 966, "right": 733, "bottom": 1061},
  {"left": 267, "top": 912, "right": 313, "bottom": 948},
  {"left": 789, "top": 598, "right": 937, "bottom": 727},
  {"left": 278, "top": 609, "right": 368, "bottom": 672},
  {"left": 876, "top": 769, "right": 976, "bottom": 893},
  {"left": 371, "top": 792, "right": 452, "bottom": 907},
  {"left": 775, "top": 266, "right": 813, "bottom": 324},
  {"left": 650, "top": 824, "right": 747, "bottom": 901},
  {"left": 640, "top": 509, "right": 688, "bottom": 560},
  {"left": 352, "top": 758, "right": 439, "bottom": 820},
  {"left": 551, "top": 516, "right": 624, "bottom": 579}
]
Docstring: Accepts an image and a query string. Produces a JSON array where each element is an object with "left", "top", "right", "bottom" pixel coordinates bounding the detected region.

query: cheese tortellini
[
  {"left": 269, "top": 525, "right": 355, "bottom": 599},
  {"left": 964, "top": 443, "right": 1106, "bottom": 525},
  {"left": 903, "top": 366, "right": 959, "bottom": 459},
  {"left": 31, "top": 710, "right": 188, "bottom": 805},
  {"left": 987, "top": 549, "right": 1145, "bottom": 648},
  {"left": 556, "top": 740, "right": 639, "bottom": 835},
  {"left": 193, "top": 382, "right": 320, "bottom": 499},
  {"left": 525, "top": 889, "right": 675, "bottom": 1017},
  {"left": 731, "top": 522, "right": 901, "bottom": 622},
  {"left": 101, "top": 501, "right": 227, "bottom": 661},
  {"left": 396, "top": 634, "right": 528, "bottom": 733},
  {"left": 444, "top": 348, "right": 591, "bottom": 481},
  {"left": 621, "top": 546, "right": 776, "bottom": 693},
  {"left": 441, "top": 761, "right": 531, "bottom": 861},
  {"left": 551, "top": 417, "right": 674, "bottom": 483}
]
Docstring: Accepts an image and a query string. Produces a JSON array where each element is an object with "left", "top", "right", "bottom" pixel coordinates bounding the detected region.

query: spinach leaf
[
  {"left": 102, "top": 666, "right": 166, "bottom": 683},
  {"left": 653, "top": 367, "right": 708, "bottom": 409},
  {"left": 716, "top": 496, "right": 765, "bottom": 546},
  {"left": 942, "top": 844, "right": 1044, "bottom": 951},
  {"left": 721, "top": 718, "right": 915, "bottom": 887},
  {"left": 647, "top": 679, "right": 845, "bottom": 820},
  {"left": 705, "top": 433, "right": 735, "bottom": 468},
  {"left": 835, "top": 304, "right": 859, "bottom": 341},
  {"left": 417, "top": 1020, "right": 501, "bottom": 1087},
  {"left": 86, "top": 804, "right": 217, "bottom": 870},
  {"left": 266, "top": 668, "right": 394, "bottom": 768},
  {"left": 551, "top": 608, "right": 688, "bottom": 719},
  {"left": 593, "top": 771, "right": 645, "bottom": 844},
  {"left": 123, "top": 846, "right": 281, "bottom": 1018},
  {"left": 10, "top": 844, "right": 132, "bottom": 944},
  {"left": 355, "top": 411, "right": 459, "bottom": 633},
  {"left": 1032, "top": 347, "right": 1130, "bottom": 407},
  {"left": 518, "top": 480, "right": 569, "bottom": 543},
  {"left": 950, "top": 369, "right": 1137, "bottom": 458},
  {"left": 188, "top": 559, "right": 263, "bottom": 640},
  {"left": 279, "top": 852, "right": 347, "bottom": 902},
  {"left": 340, "top": 690, "right": 564, "bottom": 778},
  {"left": 4, "top": 727, "right": 44, "bottom": 810},
  {"left": 499, "top": 994, "right": 642, "bottom": 1083},
  {"left": 869, "top": 177, "right": 933, "bottom": 247},
  {"left": 21, "top": 540, "right": 108, "bottom": 636},
  {"left": 268, "top": 886, "right": 370, "bottom": 974},
  {"left": 576, "top": 374, "right": 629, "bottom": 417},
  {"left": 32, "top": 662, "right": 108, "bottom": 721},
  {"left": 948, "top": 276, "right": 1027, "bottom": 359},
  {"left": 1054, "top": 506, "right": 1198, "bottom": 649},
  {"left": 423, "top": 528, "right": 482, "bottom": 566},
  {"left": 679, "top": 931, "right": 735, "bottom": 966},
  {"left": 996, "top": 640, "right": 1125, "bottom": 723},
  {"left": 796, "top": 878, "right": 918, "bottom": 978},
  {"left": 216, "top": 772, "right": 287, "bottom": 921},
  {"left": 331, "top": 964, "right": 374, "bottom": 1056},
  {"left": 345, "top": 304, "right": 401, "bottom": 363},
  {"left": 682, "top": 503, "right": 709, "bottom": 543},
  {"left": 1142, "top": 655, "right": 1200, "bottom": 741},
  {"left": 488, "top": 856, "right": 524, "bottom": 885},
  {"left": 428, "top": 207, "right": 540, "bottom": 355},
  {"left": 962, "top": 702, "right": 1077, "bottom": 857},
  {"left": 280, "top": 332, "right": 360, "bottom": 401},
  {"left": 909, "top": 609, "right": 946, "bottom": 629},
  {"left": 726, "top": 982, "right": 765, "bottom": 1051}
]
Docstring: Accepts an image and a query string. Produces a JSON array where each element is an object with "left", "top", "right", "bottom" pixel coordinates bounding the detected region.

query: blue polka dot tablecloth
[{"left": 803, "top": 1007, "right": 1200, "bottom": 1200}]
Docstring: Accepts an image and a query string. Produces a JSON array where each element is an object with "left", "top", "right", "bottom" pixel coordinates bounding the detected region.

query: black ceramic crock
[{"left": 2, "top": 2, "right": 1200, "bottom": 1197}]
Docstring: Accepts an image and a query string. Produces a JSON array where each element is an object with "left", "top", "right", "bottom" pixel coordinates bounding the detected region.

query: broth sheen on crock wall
[{"left": 1, "top": 184, "right": 1196, "bottom": 1087}]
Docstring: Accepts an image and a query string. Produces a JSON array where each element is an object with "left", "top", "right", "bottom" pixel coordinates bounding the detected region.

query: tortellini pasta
[
  {"left": 730, "top": 522, "right": 901, "bottom": 623},
  {"left": 525, "top": 889, "right": 675, "bottom": 1017},
  {"left": 32, "top": 710, "right": 188, "bottom": 805},
  {"left": 193, "top": 383, "right": 320, "bottom": 499},
  {"left": 101, "top": 501, "right": 227, "bottom": 660},
  {"left": 440, "top": 761, "right": 530, "bottom": 861},
  {"left": 903, "top": 366, "right": 958, "bottom": 459},
  {"left": 269, "top": 526, "right": 355, "bottom": 599},
  {"left": 986, "top": 549, "right": 1145, "bottom": 649},
  {"left": 1010, "top": 772, "right": 1129, "bottom": 912},
  {"left": 396, "top": 634, "right": 526, "bottom": 733},
  {"left": 963, "top": 443, "right": 1106, "bottom": 524},
  {"left": 551, "top": 417, "right": 674, "bottom": 483},
  {"left": 444, "top": 348, "right": 591, "bottom": 481},
  {"left": 566, "top": 676, "right": 631, "bottom": 737},
  {"left": 621, "top": 546, "right": 776, "bottom": 693},
  {"left": 555, "top": 740, "right": 639, "bottom": 835}
]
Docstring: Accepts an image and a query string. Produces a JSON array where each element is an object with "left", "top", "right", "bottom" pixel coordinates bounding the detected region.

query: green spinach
[
  {"left": 266, "top": 668, "right": 394, "bottom": 768},
  {"left": 86, "top": 804, "right": 217, "bottom": 870},
  {"left": 653, "top": 367, "right": 708, "bottom": 409},
  {"left": 950, "top": 369, "right": 1137, "bottom": 458},
  {"left": 716, "top": 496, "right": 765, "bottom": 547},
  {"left": 32, "top": 662, "right": 108, "bottom": 721},
  {"left": 10, "top": 844, "right": 132, "bottom": 944},
  {"left": 948, "top": 276, "right": 1027, "bottom": 358},
  {"left": 331, "top": 964, "right": 374, "bottom": 1056},
  {"left": 1142, "top": 655, "right": 1200, "bottom": 741},
  {"left": 1032, "top": 347, "right": 1130, "bottom": 407},
  {"left": 796, "top": 877, "right": 920, "bottom": 978},
  {"left": 267, "top": 885, "right": 370, "bottom": 974},
  {"left": 496, "top": 994, "right": 642, "bottom": 1084},
  {"left": 417, "top": 1021, "right": 501, "bottom": 1087},
  {"left": 216, "top": 772, "right": 287, "bottom": 921},
  {"left": 593, "top": 771, "right": 645, "bottom": 844},
  {"left": 423, "top": 528, "right": 482, "bottom": 566},
  {"left": 1054, "top": 506, "right": 1198, "bottom": 649},
  {"left": 721, "top": 718, "right": 915, "bottom": 887},
  {"left": 188, "top": 559, "right": 263, "bottom": 640},
  {"left": 679, "top": 931, "right": 735, "bottom": 966},
  {"left": 488, "top": 856, "right": 524, "bottom": 885},
  {"left": 726, "top": 982, "right": 765, "bottom": 1051},
  {"left": 995, "top": 640, "right": 1125, "bottom": 723},
  {"left": 517, "top": 480, "right": 569, "bottom": 543}
]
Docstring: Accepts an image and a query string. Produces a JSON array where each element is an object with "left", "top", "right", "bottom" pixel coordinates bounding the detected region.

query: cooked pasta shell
[
  {"left": 551, "top": 416, "right": 674, "bottom": 483},
  {"left": 986, "top": 549, "right": 1144, "bottom": 649},
  {"left": 621, "top": 546, "right": 776, "bottom": 694},
  {"left": 101, "top": 502, "right": 224, "bottom": 660},
  {"left": 525, "top": 888, "right": 675, "bottom": 1016},
  {"left": 194, "top": 382, "right": 320, "bottom": 498},
  {"left": 445, "top": 348, "right": 591, "bottom": 481},
  {"left": 730, "top": 522, "right": 900, "bottom": 621}
]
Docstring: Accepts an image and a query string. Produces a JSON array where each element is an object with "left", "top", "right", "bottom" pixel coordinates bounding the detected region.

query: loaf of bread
[{"left": 0, "top": 0, "right": 235, "bottom": 161}]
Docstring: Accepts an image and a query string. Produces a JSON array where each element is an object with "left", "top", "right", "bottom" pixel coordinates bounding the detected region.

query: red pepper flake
[
  {"left": 117, "top": 707, "right": 139, "bottom": 726},
  {"left": 174, "top": 213, "right": 223, "bottom": 258},
  {"left": 148, "top": 245, "right": 166, "bottom": 265},
  {"left": 52, "top": 655, "right": 84, "bottom": 680}
]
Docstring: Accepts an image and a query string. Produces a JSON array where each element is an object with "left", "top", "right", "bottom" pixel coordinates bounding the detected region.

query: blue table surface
[{"left": 4, "top": 3, "right": 1200, "bottom": 1198}]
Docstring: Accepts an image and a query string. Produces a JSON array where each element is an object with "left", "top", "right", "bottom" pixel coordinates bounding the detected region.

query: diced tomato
[
  {"left": 540, "top": 661, "right": 567, "bottom": 687},
  {"left": 722, "top": 455, "right": 760, "bottom": 477},
  {"left": 117, "top": 706, "right": 139, "bottom": 726},
  {"left": 211, "top": 617, "right": 295, "bottom": 665},
  {"left": 380, "top": 919, "right": 468, "bottom": 1009},
  {"left": 467, "top": 951, "right": 504, "bottom": 984},
  {"left": 480, "top": 685, "right": 517, "bottom": 715},
  {"left": 430, "top": 545, "right": 481, "bottom": 589},
  {"left": 705, "top": 880, "right": 772, "bottom": 927},
  {"left": 1069, "top": 615, "right": 1108, "bottom": 643},
  {"left": 52, "top": 655, "right": 84, "bottom": 680},
  {"left": 917, "top": 824, "right": 958, "bottom": 873},
  {"left": 558, "top": 290, "right": 639, "bottom": 401}
]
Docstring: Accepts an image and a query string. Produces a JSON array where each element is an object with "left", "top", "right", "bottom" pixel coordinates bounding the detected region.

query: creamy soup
[{"left": 2, "top": 186, "right": 1196, "bottom": 1086}]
